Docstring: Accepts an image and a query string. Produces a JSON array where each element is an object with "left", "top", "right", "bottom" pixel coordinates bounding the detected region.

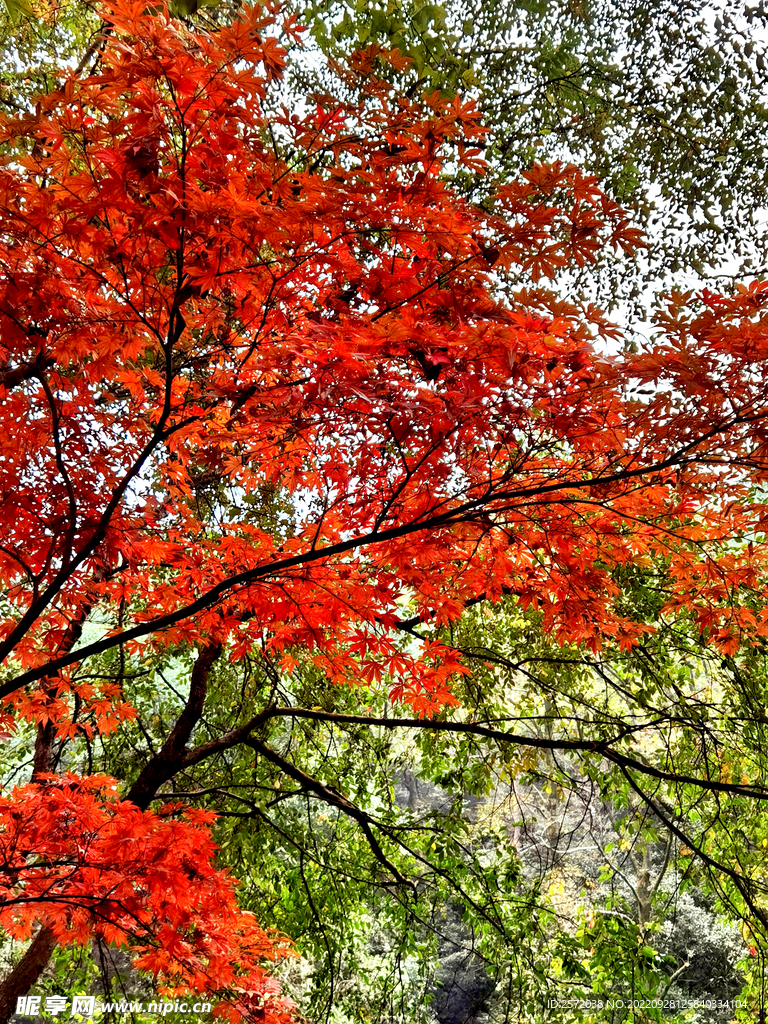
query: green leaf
[{"left": 3, "top": 0, "right": 33, "bottom": 24}]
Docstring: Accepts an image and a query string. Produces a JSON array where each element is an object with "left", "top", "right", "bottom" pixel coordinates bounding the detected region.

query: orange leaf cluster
[
  {"left": 0, "top": 775, "right": 295, "bottom": 1022},
  {"left": 2, "top": 0, "right": 768, "bottom": 1011},
  {"left": 0, "top": 0, "right": 653, "bottom": 710}
]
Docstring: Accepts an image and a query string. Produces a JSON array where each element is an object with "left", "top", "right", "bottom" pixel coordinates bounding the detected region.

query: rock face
[
  {"left": 430, "top": 908, "right": 494, "bottom": 1024},
  {"left": 394, "top": 763, "right": 748, "bottom": 1024},
  {"left": 393, "top": 771, "right": 495, "bottom": 1023}
]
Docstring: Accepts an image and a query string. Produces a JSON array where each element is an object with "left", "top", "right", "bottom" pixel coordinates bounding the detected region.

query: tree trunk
[
  {"left": 0, "top": 926, "right": 57, "bottom": 1024},
  {"left": 636, "top": 846, "right": 651, "bottom": 928}
]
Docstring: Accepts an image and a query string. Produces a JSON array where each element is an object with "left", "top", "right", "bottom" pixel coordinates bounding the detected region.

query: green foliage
[
  {"left": 62, "top": 569, "right": 760, "bottom": 1019},
  {"left": 296, "top": 0, "right": 768, "bottom": 313},
  {"left": 2, "top": 1, "right": 768, "bottom": 1017}
]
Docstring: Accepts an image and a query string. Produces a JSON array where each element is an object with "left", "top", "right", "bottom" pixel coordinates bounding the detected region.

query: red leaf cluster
[
  {"left": 0, "top": 0, "right": 651, "bottom": 711},
  {"left": 2, "top": 0, "right": 768, "bottom": 1012},
  {"left": 0, "top": 775, "right": 295, "bottom": 1022}
]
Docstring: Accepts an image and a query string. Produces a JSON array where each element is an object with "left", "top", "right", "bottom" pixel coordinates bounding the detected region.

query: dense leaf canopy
[
  {"left": 1, "top": 1, "right": 768, "bottom": 1022},
  {"left": 298, "top": 0, "right": 768, "bottom": 312}
]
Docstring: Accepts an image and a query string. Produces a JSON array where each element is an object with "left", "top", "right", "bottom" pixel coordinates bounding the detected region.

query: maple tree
[
  {"left": 300, "top": 0, "right": 768, "bottom": 313},
  {"left": 3, "top": 0, "right": 768, "bottom": 1019}
]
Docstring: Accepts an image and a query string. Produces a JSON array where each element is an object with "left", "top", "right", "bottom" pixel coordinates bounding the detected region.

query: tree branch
[
  {"left": 180, "top": 706, "right": 768, "bottom": 801},
  {"left": 126, "top": 641, "right": 222, "bottom": 810},
  {"left": 0, "top": 926, "right": 57, "bottom": 1024},
  {"left": 245, "top": 735, "right": 413, "bottom": 891}
]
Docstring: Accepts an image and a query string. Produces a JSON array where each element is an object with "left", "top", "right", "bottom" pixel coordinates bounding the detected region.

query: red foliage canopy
[
  {"left": 0, "top": 776, "right": 295, "bottom": 1021},
  {"left": 1, "top": 0, "right": 768, "bottom": 1015}
]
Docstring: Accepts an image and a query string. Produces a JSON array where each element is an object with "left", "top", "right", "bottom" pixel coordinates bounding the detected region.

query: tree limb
[{"left": 126, "top": 641, "right": 222, "bottom": 810}]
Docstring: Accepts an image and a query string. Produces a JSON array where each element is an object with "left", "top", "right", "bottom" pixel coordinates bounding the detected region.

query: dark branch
[
  {"left": 246, "top": 735, "right": 413, "bottom": 891},
  {"left": 126, "top": 641, "right": 222, "bottom": 810},
  {"left": 180, "top": 706, "right": 768, "bottom": 802}
]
